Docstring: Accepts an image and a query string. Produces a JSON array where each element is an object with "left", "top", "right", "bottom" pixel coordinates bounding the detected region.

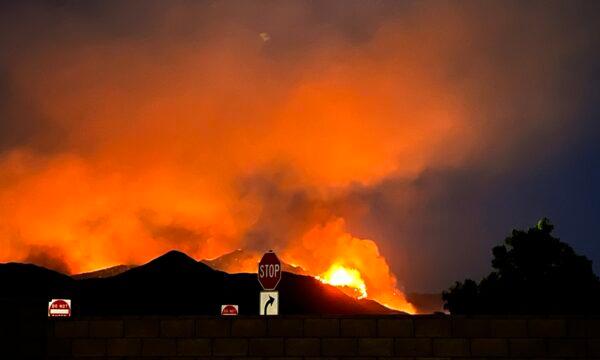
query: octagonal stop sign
[{"left": 258, "top": 250, "right": 282, "bottom": 290}]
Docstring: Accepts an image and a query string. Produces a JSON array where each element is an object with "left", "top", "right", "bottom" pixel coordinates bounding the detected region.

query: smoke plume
[{"left": 0, "top": 1, "right": 598, "bottom": 310}]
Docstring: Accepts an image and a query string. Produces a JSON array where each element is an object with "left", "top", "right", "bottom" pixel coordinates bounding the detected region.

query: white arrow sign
[{"left": 259, "top": 291, "right": 279, "bottom": 315}]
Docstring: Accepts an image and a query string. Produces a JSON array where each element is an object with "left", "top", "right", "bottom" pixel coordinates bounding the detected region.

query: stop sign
[{"left": 258, "top": 251, "right": 282, "bottom": 290}]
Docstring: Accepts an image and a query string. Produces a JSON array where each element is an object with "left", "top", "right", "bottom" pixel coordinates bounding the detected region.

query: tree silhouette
[{"left": 443, "top": 218, "right": 600, "bottom": 314}]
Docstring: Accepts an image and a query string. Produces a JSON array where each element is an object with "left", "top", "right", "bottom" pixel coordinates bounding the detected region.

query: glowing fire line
[{"left": 317, "top": 264, "right": 368, "bottom": 299}]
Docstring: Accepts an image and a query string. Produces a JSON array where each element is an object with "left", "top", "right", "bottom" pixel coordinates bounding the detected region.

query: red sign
[
  {"left": 221, "top": 304, "right": 238, "bottom": 316},
  {"left": 48, "top": 299, "right": 71, "bottom": 318},
  {"left": 258, "top": 251, "right": 282, "bottom": 290}
]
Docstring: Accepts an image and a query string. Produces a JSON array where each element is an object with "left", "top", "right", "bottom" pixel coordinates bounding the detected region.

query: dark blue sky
[
  {"left": 358, "top": 95, "right": 600, "bottom": 292},
  {"left": 490, "top": 110, "right": 600, "bottom": 270}
]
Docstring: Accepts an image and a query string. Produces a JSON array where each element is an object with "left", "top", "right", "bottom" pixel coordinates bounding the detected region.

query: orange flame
[
  {"left": 0, "top": 5, "right": 483, "bottom": 316},
  {"left": 199, "top": 218, "right": 416, "bottom": 313},
  {"left": 318, "top": 264, "right": 368, "bottom": 299},
  {"left": 281, "top": 218, "right": 416, "bottom": 313}
]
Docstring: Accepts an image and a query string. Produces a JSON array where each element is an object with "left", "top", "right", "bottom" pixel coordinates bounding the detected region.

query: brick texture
[
  {"left": 322, "top": 338, "right": 357, "bottom": 356},
  {"left": 414, "top": 317, "right": 452, "bottom": 337},
  {"left": 41, "top": 315, "right": 598, "bottom": 359},
  {"left": 433, "top": 338, "right": 469, "bottom": 356},
  {"left": 177, "top": 338, "right": 210, "bottom": 356},
  {"left": 490, "top": 319, "right": 528, "bottom": 337},
  {"left": 286, "top": 338, "right": 320, "bottom": 356},
  {"left": 305, "top": 318, "right": 339, "bottom": 337},
  {"left": 107, "top": 338, "right": 141, "bottom": 356},
  {"left": 509, "top": 338, "right": 546, "bottom": 357},
  {"left": 378, "top": 318, "right": 413, "bottom": 337},
  {"left": 232, "top": 318, "right": 267, "bottom": 337},
  {"left": 72, "top": 339, "right": 105, "bottom": 356},
  {"left": 269, "top": 318, "right": 304, "bottom": 337},
  {"left": 528, "top": 319, "right": 566, "bottom": 337},
  {"left": 470, "top": 338, "right": 508, "bottom": 356},
  {"left": 341, "top": 319, "right": 376, "bottom": 337},
  {"left": 124, "top": 319, "right": 160, "bottom": 337},
  {"left": 90, "top": 320, "right": 123, "bottom": 337},
  {"left": 161, "top": 319, "right": 194, "bottom": 337},
  {"left": 142, "top": 338, "right": 177, "bottom": 356},
  {"left": 249, "top": 338, "right": 285, "bottom": 356},
  {"left": 213, "top": 338, "right": 248, "bottom": 356},
  {"left": 54, "top": 321, "right": 89, "bottom": 338},
  {"left": 453, "top": 317, "right": 490, "bottom": 337},
  {"left": 196, "top": 318, "right": 230, "bottom": 337},
  {"left": 358, "top": 338, "right": 393, "bottom": 356},
  {"left": 395, "top": 338, "right": 432, "bottom": 356}
]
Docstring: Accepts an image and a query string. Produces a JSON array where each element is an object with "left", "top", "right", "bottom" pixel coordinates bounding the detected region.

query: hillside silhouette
[
  {"left": 443, "top": 218, "right": 600, "bottom": 314},
  {"left": 0, "top": 250, "right": 399, "bottom": 316}
]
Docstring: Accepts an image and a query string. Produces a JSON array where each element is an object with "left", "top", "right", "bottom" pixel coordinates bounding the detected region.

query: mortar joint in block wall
[{"left": 40, "top": 315, "right": 600, "bottom": 359}]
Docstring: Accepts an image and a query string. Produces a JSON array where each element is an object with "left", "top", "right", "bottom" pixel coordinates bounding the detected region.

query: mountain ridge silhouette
[{"left": 0, "top": 250, "right": 401, "bottom": 315}]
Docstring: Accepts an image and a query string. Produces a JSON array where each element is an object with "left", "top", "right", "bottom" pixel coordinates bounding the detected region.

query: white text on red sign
[{"left": 259, "top": 264, "right": 280, "bottom": 278}]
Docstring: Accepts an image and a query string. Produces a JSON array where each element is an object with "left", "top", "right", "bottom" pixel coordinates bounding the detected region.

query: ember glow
[{"left": 318, "top": 264, "right": 368, "bottom": 299}]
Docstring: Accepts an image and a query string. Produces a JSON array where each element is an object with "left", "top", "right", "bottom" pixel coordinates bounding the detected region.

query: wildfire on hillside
[
  {"left": 3, "top": 0, "right": 573, "bottom": 317},
  {"left": 202, "top": 219, "right": 416, "bottom": 314},
  {"left": 317, "top": 264, "right": 368, "bottom": 299}
]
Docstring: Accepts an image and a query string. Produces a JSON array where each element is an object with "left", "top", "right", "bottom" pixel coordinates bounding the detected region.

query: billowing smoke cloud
[{"left": 0, "top": 1, "right": 598, "bottom": 307}]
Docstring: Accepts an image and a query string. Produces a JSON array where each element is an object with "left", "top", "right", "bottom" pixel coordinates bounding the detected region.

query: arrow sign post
[
  {"left": 257, "top": 250, "right": 282, "bottom": 290},
  {"left": 259, "top": 291, "right": 279, "bottom": 315}
]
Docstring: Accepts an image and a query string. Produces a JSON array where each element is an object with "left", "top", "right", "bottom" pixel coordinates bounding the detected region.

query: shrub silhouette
[{"left": 443, "top": 218, "right": 600, "bottom": 314}]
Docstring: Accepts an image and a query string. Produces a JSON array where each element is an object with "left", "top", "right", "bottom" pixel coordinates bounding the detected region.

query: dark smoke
[{"left": 24, "top": 245, "right": 71, "bottom": 274}]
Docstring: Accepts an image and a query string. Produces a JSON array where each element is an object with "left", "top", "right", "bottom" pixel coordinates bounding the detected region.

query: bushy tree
[{"left": 443, "top": 218, "right": 600, "bottom": 314}]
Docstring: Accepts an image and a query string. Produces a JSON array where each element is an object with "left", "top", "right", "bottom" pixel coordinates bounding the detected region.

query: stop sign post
[{"left": 258, "top": 250, "right": 282, "bottom": 290}]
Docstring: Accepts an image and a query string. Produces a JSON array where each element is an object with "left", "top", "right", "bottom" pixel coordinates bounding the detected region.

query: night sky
[{"left": 0, "top": 0, "right": 599, "bottom": 295}]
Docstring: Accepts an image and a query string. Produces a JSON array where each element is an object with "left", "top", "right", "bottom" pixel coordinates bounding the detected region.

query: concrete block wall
[{"left": 4, "top": 313, "right": 600, "bottom": 359}]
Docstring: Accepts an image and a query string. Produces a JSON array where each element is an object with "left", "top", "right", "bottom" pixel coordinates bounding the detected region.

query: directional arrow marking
[
  {"left": 259, "top": 291, "right": 278, "bottom": 315},
  {"left": 263, "top": 295, "right": 275, "bottom": 315}
]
